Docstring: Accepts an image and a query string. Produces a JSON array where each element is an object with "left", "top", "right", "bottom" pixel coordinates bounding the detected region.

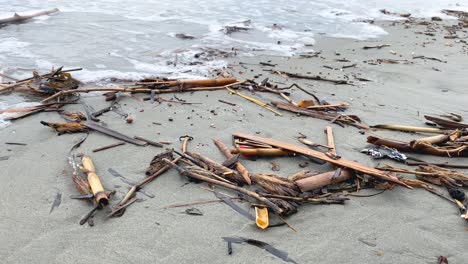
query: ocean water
[{"left": 0, "top": 0, "right": 467, "bottom": 127}]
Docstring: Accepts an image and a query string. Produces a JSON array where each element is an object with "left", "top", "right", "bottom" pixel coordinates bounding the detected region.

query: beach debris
[
  {"left": 214, "top": 139, "right": 251, "bottom": 185},
  {"left": 81, "top": 156, "right": 109, "bottom": 206},
  {"left": 270, "top": 162, "right": 280, "bottom": 171},
  {"left": 175, "top": 33, "right": 196, "bottom": 40},
  {"left": 438, "top": 256, "right": 449, "bottom": 264},
  {"left": 425, "top": 115, "right": 468, "bottom": 130},
  {"left": 42, "top": 77, "right": 240, "bottom": 103},
  {"left": 135, "top": 136, "right": 163, "bottom": 148},
  {"left": 50, "top": 190, "right": 62, "bottom": 213},
  {"left": 365, "top": 59, "right": 410, "bottom": 65},
  {"left": 255, "top": 207, "right": 269, "bottom": 229},
  {"left": 5, "top": 142, "right": 27, "bottom": 146},
  {"left": 363, "top": 44, "right": 390, "bottom": 49},
  {"left": 92, "top": 142, "right": 125, "bottom": 153},
  {"left": 184, "top": 207, "right": 203, "bottom": 215},
  {"left": 361, "top": 146, "right": 407, "bottom": 162},
  {"left": 218, "top": 99, "right": 236, "bottom": 106},
  {"left": 272, "top": 70, "right": 350, "bottom": 85},
  {"left": 40, "top": 121, "right": 88, "bottom": 135},
  {"left": 226, "top": 87, "right": 282, "bottom": 116},
  {"left": 271, "top": 101, "right": 367, "bottom": 129},
  {"left": 179, "top": 135, "right": 193, "bottom": 153},
  {"left": 84, "top": 122, "right": 147, "bottom": 146},
  {"left": 0, "top": 8, "right": 60, "bottom": 25},
  {"left": 412, "top": 55, "right": 447, "bottom": 63},
  {"left": 379, "top": 9, "right": 411, "bottom": 18},
  {"left": 108, "top": 168, "right": 155, "bottom": 198},
  {"left": 367, "top": 130, "right": 468, "bottom": 157},
  {"left": 233, "top": 132, "right": 411, "bottom": 188},
  {"left": 214, "top": 190, "right": 255, "bottom": 221},
  {"left": 222, "top": 237, "right": 298, "bottom": 264},
  {"left": 0, "top": 156, "right": 10, "bottom": 161}
]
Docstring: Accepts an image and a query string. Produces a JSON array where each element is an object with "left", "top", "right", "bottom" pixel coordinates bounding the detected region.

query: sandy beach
[{"left": 1, "top": 18, "right": 467, "bottom": 264}]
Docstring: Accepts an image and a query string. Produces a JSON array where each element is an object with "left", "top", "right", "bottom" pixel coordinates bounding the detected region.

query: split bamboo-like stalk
[
  {"left": 226, "top": 87, "right": 283, "bottom": 116},
  {"left": 295, "top": 170, "right": 353, "bottom": 191},
  {"left": 213, "top": 139, "right": 251, "bottom": 185},
  {"left": 81, "top": 156, "right": 108, "bottom": 206},
  {"left": 233, "top": 132, "right": 412, "bottom": 189},
  {"left": 162, "top": 158, "right": 283, "bottom": 215}
]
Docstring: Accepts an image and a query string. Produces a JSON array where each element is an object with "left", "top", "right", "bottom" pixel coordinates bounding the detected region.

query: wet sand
[{"left": 1, "top": 19, "right": 467, "bottom": 263}]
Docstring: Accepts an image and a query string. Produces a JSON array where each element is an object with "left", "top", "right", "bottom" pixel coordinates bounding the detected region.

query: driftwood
[
  {"left": 367, "top": 135, "right": 468, "bottom": 157},
  {"left": 272, "top": 70, "right": 350, "bottom": 85},
  {"left": 137, "top": 77, "right": 237, "bottom": 87},
  {"left": 363, "top": 44, "right": 390, "bottom": 49},
  {"left": 230, "top": 147, "right": 294, "bottom": 157},
  {"left": 272, "top": 101, "right": 367, "bottom": 129},
  {"left": 425, "top": 115, "right": 468, "bottom": 130},
  {"left": 163, "top": 159, "right": 284, "bottom": 215},
  {"left": 40, "top": 121, "right": 88, "bottom": 134},
  {"left": 233, "top": 133, "right": 411, "bottom": 188},
  {"left": 186, "top": 152, "right": 246, "bottom": 185},
  {"left": 92, "top": 142, "right": 125, "bottom": 152},
  {"left": 42, "top": 80, "right": 243, "bottom": 103},
  {"left": 371, "top": 124, "right": 447, "bottom": 134},
  {"left": 0, "top": 8, "right": 59, "bottom": 25},
  {"left": 84, "top": 122, "right": 147, "bottom": 146},
  {"left": 213, "top": 139, "right": 251, "bottom": 185}
]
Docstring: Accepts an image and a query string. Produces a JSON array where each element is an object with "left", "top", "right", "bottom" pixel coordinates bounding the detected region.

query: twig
[
  {"left": 226, "top": 87, "right": 282, "bottom": 116},
  {"left": 92, "top": 142, "right": 125, "bottom": 152}
]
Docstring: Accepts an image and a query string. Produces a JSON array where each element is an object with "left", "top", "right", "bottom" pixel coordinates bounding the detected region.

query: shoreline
[{"left": 1, "top": 17, "right": 467, "bottom": 263}]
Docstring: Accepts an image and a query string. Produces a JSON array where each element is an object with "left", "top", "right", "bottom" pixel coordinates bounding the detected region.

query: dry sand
[{"left": 1, "top": 19, "right": 467, "bottom": 263}]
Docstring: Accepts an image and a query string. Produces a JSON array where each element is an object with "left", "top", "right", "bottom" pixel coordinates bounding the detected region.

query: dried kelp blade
[
  {"left": 50, "top": 190, "right": 62, "bottom": 213},
  {"left": 214, "top": 191, "right": 255, "bottom": 221},
  {"left": 222, "top": 236, "right": 298, "bottom": 264}
]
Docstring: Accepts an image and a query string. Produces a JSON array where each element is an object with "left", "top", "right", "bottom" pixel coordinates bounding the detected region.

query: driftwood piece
[
  {"left": 425, "top": 115, "right": 468, "bottom": 130},
  {"left": 84, "top": 122, "right": 147, "bottom": 146},
  {"left": 371, "top": 124, "right": 447, "bottom": 134},
  {"left": 186, "top": 152, "right": 246, "bottom": 185},
  {"left": 230, "top": 148, "right": 294, "bottom": 157},
  {"left": 163, "top": 159, "right": 283, "bottom": 215},
  {"left": 42, "top": 80, "right": 243, "bottom": 103},
  {"left": 213, "top": 139, "right": 251, "bottom": 185},
  {"left": 92, "top": 142, "right": 125, "bottom": 152},
  {"left": 0, "top": 8, "right": 59, "bottom": 25},
  {"left": 40, "top": 121, "right": 88, "bottom": 134},
  {"left": 363, "top": 44, "right": 390, "bottom": 49},
  {"left": 272, "top": 101, "right": 367, "bottom": 129},
  {"left": 137, "top": 77, "right": 237, "bottom": 87},
  {"left": 367, "top": 135, "right": 468, "bottom": 157},
  {"left": 273, "top": 70, "right": 350, "bottom": 85},
  {"left": 325, "top": 126, "right": 337, "bottom": 156},
  {"left": 233, "top": 133, "right": 411, "bottom": 188}
]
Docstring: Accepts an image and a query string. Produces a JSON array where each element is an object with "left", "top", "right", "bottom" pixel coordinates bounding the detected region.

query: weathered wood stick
[
  {"left": 42, "top": 81, "right": 243, "bottom": 103},
  {"left": 306, "top": 103, "right": 349, "bottom": 109},
  {"left": 186, "top": 152, "right": 246, "bottom": 185},
  {"left": 213, "top": 139, "right": 251, "bottom": 185},
  {"left": 92, "top": 142, "right": 125, "bottom": 152},
  {"left": 81, "top": 156, "right": 108, "bottom": 206},
  {"left": 118, "top": 157, "right": 181, "bottom": 207},
  {"left": 325, "top": 126, "right": 337, "bottom": 156},
  {"left": 230, "top": 148, "right": 295, "bottom": 156},
  {"left": 371, "top": 124, "right": 448, "bottom": 134},
  {"left": 137, "top": 77, "right": 237, "bottom": 87},
  {"left": 0, "top": 8, "right": 59, "bottom": 25},
  {"left": 134, "top": 136, "right": 163, "bottom": 147},
  {"left": 162, "top": 158, "right": 283, "bottom": 215},
  {"left": 233, "top": 132, "right": 412, "bottom": 188},
  {"left": 226, "top": 87, "right": 282, "bottom": 116}
]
